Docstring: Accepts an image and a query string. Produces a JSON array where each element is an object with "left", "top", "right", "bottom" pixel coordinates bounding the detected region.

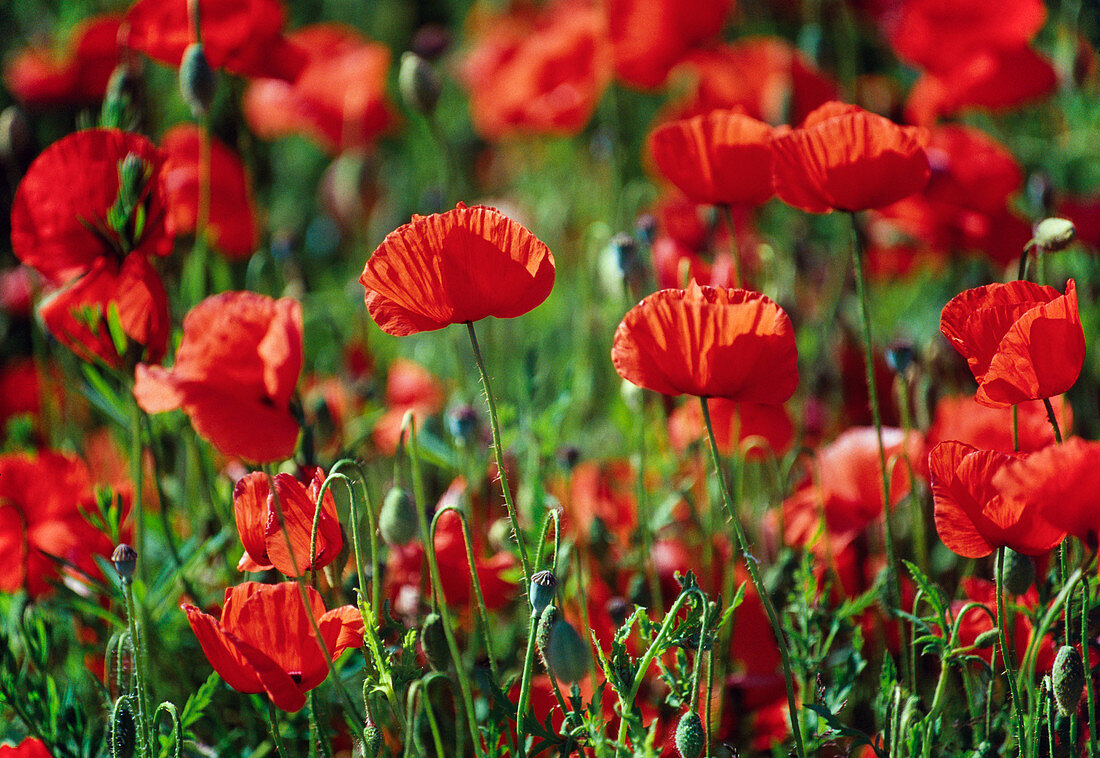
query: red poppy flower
[
  {"left": 905, "top": 47, "right": 1058, "bottom": 126},
  {"left": 993, "top": 438, "right": 1100, "bottom": 544},
  {"left": 133, "top": 291, "right": 303, "bottom": 462},
  {"left": 953, "top": 577, "right": 1053, "bottom": 671},
  {"left": 928, "top": 395, "right": 1071, "bottom": 453},
  {"left": 771, "top": 102, "right": 930, "bottom": 214},
  {"left": 647, "top": 110, "right": 775, "bottom": 207},
  {"left": 3, "top": 15, "right": 122, "bottom": 107},
  {"left": 126, "top": 0, "right": 306, "bottom": 80},
  {"left": 460, "top": 0, "right": 612, "bottom": 139},
  {"left": 608, "top": 0, "right": 733, "bottom": 89},
  {"left": 0, "top": 451, "right": 113, "bottom": 598},
  {"left": 360, "top": 203, "right": 555, "bottom": 336},
  {"left": 234, "top": 469, "right": 342, "bottom": 576},
  {"left": 0, "top": 359, "right": 40, "bottom": 428},
  {"left": 885, "top": 0, "right": 1046, "bottom": 74},
  {"left": 161, "top": 125, "right": 259, "bottom": 260},
  {"left": 11, "top": 129, "right": 170, "bottom": 285},
  {"left": 0, "top": 266, "right": 36, "bottom": 318},
  {"left": 242, "top": 25, "right": 396, "bottom": 153},
  {"left": 939, "top": 279, "right": 1085, "bottom": 408},
  {"left": 372, "top": 359, "right": 445, "bottom": 455},
  {"left": 929, "top": 441, "right": 1064, "bottom": 558},
  {"left": 0, "top": 739, "right": 53, "bottom": 758},
  {"left": 182, "top": 582, "right": 364, "bottom": 712},
  {"left": 611, "top": 281, "right": 798, "bottom": 402},
  {"left": 562, "top": 459, "right": 638, "bottom": 548},
  {"left": 38, "top": 254, "right": 169, "bottom": 368},
  {"left": 668, "top": 399, "right": 794, "bottom": 459}
]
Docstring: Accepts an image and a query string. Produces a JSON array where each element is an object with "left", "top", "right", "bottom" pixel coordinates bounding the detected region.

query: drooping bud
[
  {"left": 999, "top": 548, "right": 1036, "bottom": 596},
  {"left": 112, "top": 544, "right": 137, "bottom": 583},
  {"left": 1033, "top": 218, "right": 1077, "bottom": 252},
  {"left": 179, "top": 43, "right": 216, "bottom": 118},
  {"left": 544, "top": 617, "right": 591, "bottom": 684},
  {"left": 446, "top": 404, "right": 478, "bottom": 444},
  {"left": 358, "top": 707, "right": 382, "bottom": 757},
  {"left": 379, "top": 486, "right": 418, "bottom": 546},
  {"left": 399, "top": 52, "right": 442, "bottom": 116},
  {"left": 1053, "top": 645, "right": 1085, "bottom": 717},
  {"left": 885, "top": 340, "right": 917, "bottom": 375},
  {"left": 529, "top": 569, "right": 557, "bottom": 615},
  {"left": 674, "top": 712, "right": 704, "bottom": 758},
  {"left": 972, "top": 628, "right": 1000, "bottom": 650},
  {"left": 535, "top": 604, "right": 557, "bottom": 667},
  {"left": 110, "top": 698, "right": 136, "bottom": 758},
  {"left": 420, "top": 612, "right": 450, "bottom": 672}
]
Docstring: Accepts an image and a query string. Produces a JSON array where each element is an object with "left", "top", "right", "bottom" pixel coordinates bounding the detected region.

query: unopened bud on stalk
[
  {"left": 180, "top": 43, "right": 216, "bottom": 118},
  {"left": 544, "top": 616, "right": 591, "bottom": 684},
  {"left": 379, "top": 486, "right": 418, "bottom": 546},
  {"left": 112, "top": 544, "right": 137, "bottom": 583},
  {"left": 358, "top": 708, "right": 382, "bottom": 757},
  {"left": 446, "top": 404, "right": 478, "bottom": 443},
  {"left": 972, "top": 628, "right": 1000, "bottom": 649},
  {"left": 399, "top": 52, "right": 442, "bottom": 116},
  {"left": 1033, "top": 218, "right": 1077, "bottom": 251},
  {"left": 1053, "top": 645, "right": 1085, "bottom": 717},
  {"left": 529, "top": 569, "right": 557, "bottom": 614},
  {"left": 885, "top": 340, "right": 916, "bottom": 375},
  {"left": 420, "top": 611, "right": 450, "bottom": 671},
  {"left": 110, "top": 698, "right": 136, "bottom": 758},
  {"left": 675, "top": 712, "right": 704, "bottom": 758},
  {"left": 535, "top": 604, "right": 557, "bottom": 666},
  {"left": 999, "top": 548, "right": 1035, "bottom": 596}
]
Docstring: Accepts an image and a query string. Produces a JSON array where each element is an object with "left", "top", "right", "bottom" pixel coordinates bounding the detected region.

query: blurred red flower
[
  {"left": 940, "top": 279, "right": 1085, "bottom": 408},
  {"left": 134, "top": 291, "right": 303, "bottom": 462},
  {"left": 929, "top": 441, "right": 1064, "bottom": 558},
  {"left": 460, "top": 0, "right": 611, "bottom": 139},
  {"left": 3, "top": 15, "right": 122, "bottom": 107},
  {"left": 647, "top": 110, "right": 775, "bottom": 207},
  {"left": 11, "top": 128, "right": 170, "bottom": 285},
  {"left": 771, "top": 102, "right": 930, "bottom": 214},
  {"left": 562, "top": 459, "right": 637, "bottom": 548},
  {"left": 928, "top": 395, "right": 1071, "bottom": 453},
  {"left": 126, "top": 0, "right": 306, "bottom": 80},
  {"left": 0, "top": 738, "right": 53, "bottom": 758},
  {"left": 182, "top": 582, "right": 364, "bottom": 712},
  {"left": 612, "top": 281, "right": 798, "bottom": 402},
  {"left": 668, "top": 398, "right": 793, "bottom": 459},
  {"left": 0, "top": 451, "right": 114, "bottom": 598},
  {"left": 243, "top": 24, "right": 396, "bottom": 153},
  {"left": 608, "top": 0, "right": 733, "bottom": 89},
  {"left": 234, "top": 469, "right": 343, "bottom": 576},
  {"left": 0, "top": 359, "right": 41, "bottom": 428},
  {"left": 360, "top": 203, "right": 555, "bottom": 336},
  {"left": 372, "top": 359, "right": 445, "bottom": 456},
  {"left": 161, "top": 124, "right": 259, "bottom": 260},
  {"left": 953, "top": 577, "right": 1053, "bottom": 671}
]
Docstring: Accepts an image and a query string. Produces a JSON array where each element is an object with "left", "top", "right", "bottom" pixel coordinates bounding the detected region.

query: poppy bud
[
  {"left": 535, "top": 604, "right": 557, "bottom": 666},
  {"left": 544, "top": 617, "right": 590, "bottom": 684},
  {"left": 112, "top": 544, "right": 137, "bottom": 583},
  {"left": 973, "top": 629, "right": 1000, "bottom": 649},
  {"left": 1033, "top": 218, "right": 1077, "bottom": 252},
  {"left": 358, "top": 708, "right": 382, "bottom": 757},
  {"left": 556, "top": 445, "right": 581, "bottom": 471},
  {"left": 1053, "top": 645, "right": 1085, "bottom": 717},
  {"left": 379, "top": 486, "right": 418, "bottom": 546},
  {"left": 885, "top": 340, "right": 917, "bottom": 374},
  {"left": 606, "top": 597, "right": 629, "bottom": 627},
  {"left": 529, "top": 569, "right": 557, "bottom": 614},
  {"left": 399, "top": 52, "right": 442, "bottom": 116},
  {"left": 609, "top": 232, "right": 639, "bottom": 281},
  {"left": 180, "top": 43, "right": 216, "bottom": 118},
  {"left": 421, "top": 611, "right": 450, "bottom": 671},
  {"left": 999, "top": 548, "right": 1035, "bottom": 596},
  {"left": 635, "top": 214, "right": 657, "bottom": 246},
  {"left": 111, "top": 698, "right": 136, "bottom": 758},
  {"left": 446, "top": 404, "right": 478, "bottom": 443},
  {"left": 675, "top": 712, "right": 704, "bottom": 758}
]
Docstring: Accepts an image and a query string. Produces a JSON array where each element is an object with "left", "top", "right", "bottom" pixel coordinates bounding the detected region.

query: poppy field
[{"left": 4, "top": 0, "right": 1100, "bottom": 756}]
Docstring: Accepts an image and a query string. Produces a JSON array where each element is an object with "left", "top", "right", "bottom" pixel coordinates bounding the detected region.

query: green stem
[
  {"left": 997, "top": 547, "right": 1028, "bottom": 755},
  {"left": 700, "top": 397, "right": 805, "bottom": 758},
  {"left": 310, "top": 690, "right": 334, "bottom": 758},
  {"left": 267, "top": 700, "right": 288, "bottom": 757},
  {"left": 516, "top": 509, "right": 561, "bottom": 752},
  {"left": 1083, "top": 578, "right": 1097, "bottom": 757},
  {"left": 129, "top": 398, "right": 146, "bottom": 586},
  {"left": 123, "top": 582, "right": 153, "bottom": 758}
]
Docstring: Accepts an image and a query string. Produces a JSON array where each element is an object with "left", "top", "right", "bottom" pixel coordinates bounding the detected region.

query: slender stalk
[
  {"left": 465, "top": 321, "right": 533, "bottom": 585},
  {"left": 266, "top": 701, "right": 288, "bottom": 757},
  {"left": 700, "top": 397, "right": 806, "bottom": 758},
  {"left": 516, "top": 510, "right": 560, "bottom": 752},
  {"left": 122, "top": 582, "right": 153, "bottom": 758},
  {"left": 129, "top": 398, "right": 146, "bottom": 586},
  {"left": 719, "top": 204, "right": 743, "bottom": 288},
  {"left": 310, "top": 690, "right": 334, "bottom": 758},
  {"left": 996, "top": 547, "right": 1028, "bottom": 755},
  {"left": 1083, "top": 579, "right": 1097, "bottom": 757},
  {"left": 1043, "top": 397, "right": 1063, "bottom": 443}
]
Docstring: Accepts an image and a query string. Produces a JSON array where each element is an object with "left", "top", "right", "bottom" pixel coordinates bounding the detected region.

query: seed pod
[
  {"left": 1053, "top": 645, "right": 1085, "bottom": 717},
  {"left": 398, "top": 52, "right": 442, "bottom": 116},
  {"left": 675, "top": 712, "right": 704, "bottom": 758},
  {"left": 1000, "top": 548, "right": 1036, "bottom": 596},
  {"left": 110, "top": 698, "right": 135, "bottom": 758},
  {"left": 179, "top": 43, "right": 216, "bottom": 118},
  {"left": 973, "top": 628, "right": 1000, "bottom": 649},
  {"left": 529, "top": 569, "right": 557, "bottom": 614},
  {"left": 535, "top": 604, "right": 557, "bottom": 668},
  {"left": 544, "top": 617, "right": 590, "bottom": 684},
  {"left": 1034, "top": 218, "right": 1077, "bottom": 252},
  {"left": 421, "top": 612, "right": 450, "bottom": 672},
  {"left": 112, "top": 544, "right": 137, "bottom": 583},
  {"left": 379, "top": 486, "right": 418, "bottom": 546}
]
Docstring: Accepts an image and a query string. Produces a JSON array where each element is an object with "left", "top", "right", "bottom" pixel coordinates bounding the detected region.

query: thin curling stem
[
  {"left": 700, "top": 397, "right": 806, "bottom": 758},
  {"left": 266, "top": 700, "right": 288, "bottom": 757},
  {"left": 330, "top": 459, "right": 383, "bottom": 620},
  {"left": 516, "top": 509, "right": 562, "bottom": 750},
  {"left": 122, "top": 581, "right": 153, "bottom": 758},
  {"left": 465, "top": 321, "right": 533, "bottom": 586},
  {"left": 996, "top": 547, "right": 1028, "bottom": 755}
]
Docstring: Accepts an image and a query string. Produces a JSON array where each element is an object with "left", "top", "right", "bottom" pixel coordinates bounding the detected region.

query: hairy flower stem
[
  {"left": 122, "top": 581, "right": 153, "bottom": 758},
  {"left": 466, "top": 321, "right": 533, "bottom": 585},
  {"left": 700, "top": 397, "right": 806, "bottom": 758},
  {"left": 1083, "top": 579, "right": 1098, "bottom": 757},
  {"left": 996, "top": 547, "right": 1028, "bottom": 755},
  {"left": 849, "top": 213, "right": 909, "bottom": 685},
  {"left": 516, "top": 510, "right": 561, "bottom": 752},
  {"left": 129, "top": 398, "right": 146, "bottom": 586},
  {"left": 266, "top": 701, "right": 288, "bottom": 757}
]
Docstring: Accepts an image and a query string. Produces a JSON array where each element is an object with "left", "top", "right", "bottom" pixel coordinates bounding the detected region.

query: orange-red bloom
[
  {"left": 360, "top": 203, "right": 555, "bottom": 336},
  {"left": 134, "top": 291, "right": 303, "bottom": 462},
  {"left": 234, "top": 469, "right": 342, "bottom": 576},
  {"left": 182, "top": 582, "right": 364, "bottom": 712},
  {"left": 929, "top": 441, "right": 1064, "bottom": 558},
  {"left": 928, "top": 395, "right": 1071, "bottom": 453},
  {"left": 771, "top": 102, "right": 930, "bottom": 214},
  {"left": 647, "top": 110, "right": 774, "bottom": 207},
  {"left": 3, "top": 15, "right": 122, "bottom": 107},
  {"left": 611, "top": 281, "right": 798, "bottom": 401},
  {"left": 161, "top": 125, "right": 259, "bottom": 260},
  {"left": 940, "top": 279, "right": 1085, "bottom": 408},
  {"left": 460, "top": 0, "right": 611, "bottom": 139},
  {"left": 668, "top": 398, "right": 793, "bottom": 459},
  {"left": 126, "top": 0, "right": 306, "bottom": 80},
  {"left": 372, "top": 359, "right": 446, "bottom": 455},
  {"left": 0, "top": 738, "right": 53, "bottom": 758},
  {"left": 608, "top": 0, "right": 733, "bottom": 89}
]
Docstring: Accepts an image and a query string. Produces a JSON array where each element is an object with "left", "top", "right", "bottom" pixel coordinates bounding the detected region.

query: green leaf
[{"left": 179, "top": 672, "right": 220, "bottom": 731}]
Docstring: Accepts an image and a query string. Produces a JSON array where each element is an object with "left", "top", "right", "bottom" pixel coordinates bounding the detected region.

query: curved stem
[
  {"left": 997, "top": 547, "right": 1028, "bottom": 755},
  {"left": 266, "top": 700, "right": 288, "bottom": 757},
  {"left": 122, "top": 581, "right": 153, "bottom": 758},
  {"left": 330, "top": 459, "right": 382, "bottom": 620},
  {"left": 516, "top": 508, "right": 561, "bottom": 752},
  {"left": 700, "top": 397, "right": 806, "bottom": 758}
]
